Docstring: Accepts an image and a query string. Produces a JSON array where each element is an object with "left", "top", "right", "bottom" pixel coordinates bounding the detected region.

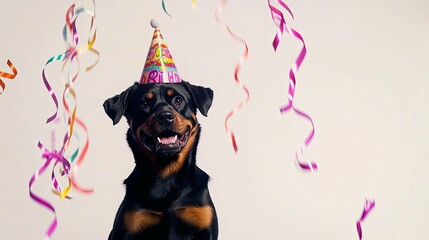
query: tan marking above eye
[
  {"left": 167, "top": 89, "right": 175, "bottom": 96},
  {"left": 174, "top": 206, "right": 213, "bottom": 230},
  {"left": 145, "top": 92, "right": 154, "bottom": 100},
  {"left": 123, "top": 211, "right": 163, "bottom": 234}
]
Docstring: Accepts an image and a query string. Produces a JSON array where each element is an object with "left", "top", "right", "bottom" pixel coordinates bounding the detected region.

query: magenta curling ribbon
[
  {"left": 29, "top": 119, "right": 73, "bottom": 239},
  {"left": 29, "top": 153, "right": 57, "bottom": 239},
  {"left": 214, "top": 0, "right": 250, "bottom": 153},
  {"left": 268, "top": 0, "right": 317, "bottom": 171},
  {"left": 356, "top": 199, "right": 376, "bottom": 240},
  {"left": 29, "top": 140, "right": 71, "bottom": 239}
]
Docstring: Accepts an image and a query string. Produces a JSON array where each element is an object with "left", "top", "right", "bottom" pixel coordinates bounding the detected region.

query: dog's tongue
[{"left": 158, "top": 135, "right": 177, "bottom": 145}]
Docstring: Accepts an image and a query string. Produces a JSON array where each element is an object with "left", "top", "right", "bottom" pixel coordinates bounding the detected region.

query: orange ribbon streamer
[{"left": 0, "top": 60, "right": 18, "bottom": 94}]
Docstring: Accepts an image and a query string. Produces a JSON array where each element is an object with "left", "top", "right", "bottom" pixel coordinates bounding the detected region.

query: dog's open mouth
[{"left": 142, "top": 128, "right": 190, "bottom": 155}]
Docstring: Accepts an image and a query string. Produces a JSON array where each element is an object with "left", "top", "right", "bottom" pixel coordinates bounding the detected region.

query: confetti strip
[
  {"left": 214, "top": 0, "right": 250, "bottom": 153},
  {"left": 192, "top": 0, "right": 198, "bottom": 10},
  {"left": 162, "top": 0, "right": 172, "bottom": 16},
  {"left": 268, "top": 0, "right": 318, "bottom": 171},
  {"left": 356, "top": 199, "right": 376, "bottom": 240},
  {"left": 0, "top": 59, "right": 18, "bottom": 94}
]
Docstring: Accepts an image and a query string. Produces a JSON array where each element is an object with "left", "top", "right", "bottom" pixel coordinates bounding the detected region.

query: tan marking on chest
[
  {"left": 174, "top": 206, "right": 213, "bottom": 230},
  {"left": 123, "top": 210, "right": 163, "bottom": 234}
]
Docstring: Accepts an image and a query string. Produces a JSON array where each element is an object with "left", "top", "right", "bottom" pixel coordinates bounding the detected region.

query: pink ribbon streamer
[
  {"left": 356, "top": 199, "right": 376, "bottom": 240},
  {"left": 214, "top": 0, "right": 250, "bottom": 153},
  {"left": 68, "top": 116, "right": 93, "bottom": 194},
  {"left": 267, "top": 0, "right": 317, "bottom": 171}
]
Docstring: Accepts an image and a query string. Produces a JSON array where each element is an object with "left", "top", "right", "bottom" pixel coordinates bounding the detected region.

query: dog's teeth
[{"left": 157, "top": 135, "right": 179, "bottom": 145}]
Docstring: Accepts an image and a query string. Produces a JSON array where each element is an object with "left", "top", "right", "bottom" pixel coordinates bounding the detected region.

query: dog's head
[{"left": 103, "top": 81, "right": 213, "bottom": 166}]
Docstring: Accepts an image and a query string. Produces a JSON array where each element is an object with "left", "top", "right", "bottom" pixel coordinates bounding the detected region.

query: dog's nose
[{"left": 155, "top": 111, "right": 175, "bottom": 125}]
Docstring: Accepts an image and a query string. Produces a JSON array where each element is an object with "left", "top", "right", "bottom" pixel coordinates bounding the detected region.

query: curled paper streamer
[
  {"left": 49, "top": 155, "right": 73, "bottom": 200},
  {"left": 268, "top": 0, "right": 292, "bottom": 51},
  {"left": 32, "top": 1, "right": 98, "bottom": 238},
  {"left": 356, "top": 199, "right": 376, "bottom": 240},
  {"left": 70, "top": 119, "right": 93, "bottom": 193},
  {"left": 268, "top": 0, "right": 317, "bottom": 171},
  {"left": 63, "top": 91, "right": 94, "bottom": 193},
  {"left": 0, "top": 59, "right": 18, "bottom": 94},
  {"left": 42, "top": 1, "right": 98, "bottom": 124},
  {"left": 192, "top": 0, "right": 198, "bottom": 10},
  {"left": 42, "top": 52, "right": 68, "bottom": 123},
  {"left": 60, "top": 2, "right": 97, "bottom": 194},
  {"left": 29, "top": 156, "right": 58, "bottom": 240},
  {"left": 162, "top": 0, "right": 172, "bottom": 16},
  {"left": 214, "top": 0, "right": 250, "bottom": 153},
  {"left": 29, "top": 122, "right": 72, "bottom": 239}
]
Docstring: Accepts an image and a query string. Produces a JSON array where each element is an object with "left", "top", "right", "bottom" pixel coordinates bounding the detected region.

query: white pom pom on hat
[{"left": 150, "top": 18, "right": 160, "bottom": 29}]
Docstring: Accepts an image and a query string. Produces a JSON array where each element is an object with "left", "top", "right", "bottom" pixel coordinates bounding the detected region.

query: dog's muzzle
[{"left": 140, "top": 110, "right": 191, "bottom": 157}]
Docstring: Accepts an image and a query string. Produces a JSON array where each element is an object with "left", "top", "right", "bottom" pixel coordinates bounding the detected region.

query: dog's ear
[
  {"left": 183, "top": 81, "right": 214, "bottom": 117},
  {"left": 103, "top": 83, "right": 138, "bottom": 125}
]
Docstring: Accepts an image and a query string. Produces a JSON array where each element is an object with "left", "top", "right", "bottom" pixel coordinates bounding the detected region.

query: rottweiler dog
[{"left": 103, "top": 81, "right": 218, "bottom": 240}]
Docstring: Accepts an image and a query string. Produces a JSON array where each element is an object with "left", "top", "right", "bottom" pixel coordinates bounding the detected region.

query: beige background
[{"left": 1, "top": 0, "right": 429, "bottom": 239}]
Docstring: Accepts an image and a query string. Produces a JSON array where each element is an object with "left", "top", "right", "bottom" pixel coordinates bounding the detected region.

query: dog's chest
[{"left": 149, "top": 177, "right": 180, "bottom": 200}]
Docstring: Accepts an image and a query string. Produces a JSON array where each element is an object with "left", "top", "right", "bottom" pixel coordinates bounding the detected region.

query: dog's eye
[
  {"left": 139, "top": 101, "right": 150, "bottom": 109},
  {"left": 172, "top": 96, "right": 184, "bottom": 106}
]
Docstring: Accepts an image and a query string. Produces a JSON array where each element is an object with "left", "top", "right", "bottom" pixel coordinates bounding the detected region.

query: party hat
[{"left": 140, "top": 19, "right": 181, "bottom": 84}]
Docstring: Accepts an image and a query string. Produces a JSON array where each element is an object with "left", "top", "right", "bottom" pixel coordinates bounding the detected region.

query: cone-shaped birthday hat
[{"left": 140, "top": 19, "right": 182, "bottom": 84}]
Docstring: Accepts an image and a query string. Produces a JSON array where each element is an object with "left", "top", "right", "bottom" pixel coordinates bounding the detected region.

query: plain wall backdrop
[{"left": 1, "top": 0, "right": 428, "bottom": 239}]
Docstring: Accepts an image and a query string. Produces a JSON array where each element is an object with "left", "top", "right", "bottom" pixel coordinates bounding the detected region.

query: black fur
[{"left": 104, "top": 81, "right": 218, "bottom": 240}]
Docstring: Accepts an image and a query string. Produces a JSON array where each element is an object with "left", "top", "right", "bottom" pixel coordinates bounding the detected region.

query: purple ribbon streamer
[
  {"left": 356, "top": 199, "right": 376, "bottom": 239},
  {"left": 29, "top": 119, "right": 73, "bottom": 239},
  {"left": 29, "top": 141, "right": 70, "bottom": 239},
  {"left": 267, "top": 0, "right": 318, "bottom": 171},
  {"left": 29, "top": 156, "right": 57, "bottom": 239}
]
